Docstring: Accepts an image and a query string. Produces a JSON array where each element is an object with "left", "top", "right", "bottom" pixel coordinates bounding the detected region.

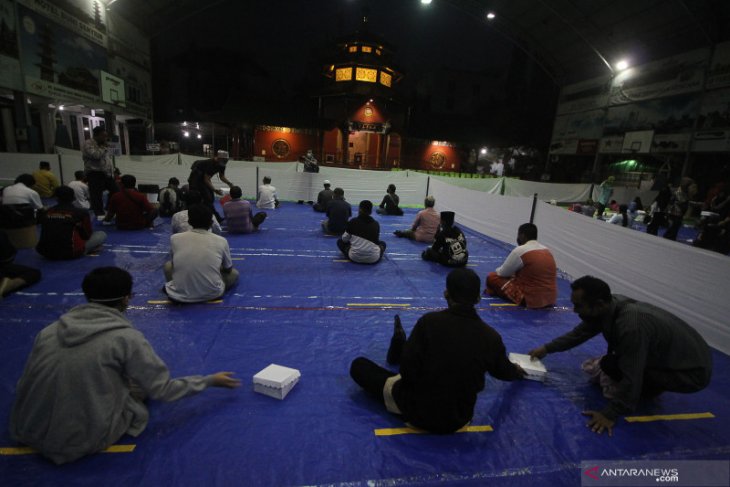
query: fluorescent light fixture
[
  {"left": 421, "top": 0, "right": 432, "bottom": 4},
  {"left": 615, "top": 59, "right": 629, "bottom": 71},
  {"left": 486, "top": 12, "right": 496, "bottom": 20}
]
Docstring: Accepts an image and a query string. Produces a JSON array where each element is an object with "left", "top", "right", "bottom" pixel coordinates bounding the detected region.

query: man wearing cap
[
  {"left": 485, "top": 223, "right": 557, "bottom": 308},
  {"left": 350, "top": 268, "right": 525, "bottom": 433},
  {"left": 337, "top": 200, "right": 386, "bottom": 264},
  {"left": 188, "top": 150, "right": 234, "bottom": 222},
  {"left": 421, "top": 211, "right": 468, "bottom": 267},
  {"left": 9, "top": 266, "right": 241, "bottom": 464},
  {"left": 313, "top": 180, "right": 334, "bottom": 212}
]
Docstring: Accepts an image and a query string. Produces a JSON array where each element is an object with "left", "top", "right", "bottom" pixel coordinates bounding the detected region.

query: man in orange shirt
[{"left": 485, "top": 223, "right": 557, "bottom": 308}]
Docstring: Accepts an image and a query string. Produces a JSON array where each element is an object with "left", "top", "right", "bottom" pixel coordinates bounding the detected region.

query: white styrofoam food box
[
  {"left": 508, "top": 353, "right": 548, "bottom": 381},
  {"left": 253, "top": 364, "right": 301, "bottom": 400}
]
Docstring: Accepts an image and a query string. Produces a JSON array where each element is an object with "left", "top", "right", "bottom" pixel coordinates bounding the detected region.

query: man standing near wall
[{"left": 82, "top": 127, "right": 118, "bottom": 219}]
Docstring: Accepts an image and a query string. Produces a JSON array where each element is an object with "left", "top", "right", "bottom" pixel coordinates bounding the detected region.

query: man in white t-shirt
[
  {"left": 171, "top": 190, "right": 222, "bottom": 235},
  {"left": 67, "top": 171, "right": 91, "bottom": 210},
  {"left": 2, "top": 174, "right": 44, "bottom": 209},
  {"left": 163, "top": 205, "right": 238, "bottom": 303},
  {"left": 256, "top": 176, "right": 278, "bottom": 210}
]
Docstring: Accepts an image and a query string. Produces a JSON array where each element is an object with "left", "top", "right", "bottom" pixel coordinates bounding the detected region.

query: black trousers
[
  {"left": 0, "top": 263, "right": 41, "bottom": 296},
  {"left": 86, "top": 171, "right": 118, "bottom": 216},
  {"left": 599, "top": 354, "right": 711, "bottom": 396}
]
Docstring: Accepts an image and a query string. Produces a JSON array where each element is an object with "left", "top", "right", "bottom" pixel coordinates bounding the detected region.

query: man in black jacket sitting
[{"left": 350, "top": 268, "right": 524, "bottom": 433}]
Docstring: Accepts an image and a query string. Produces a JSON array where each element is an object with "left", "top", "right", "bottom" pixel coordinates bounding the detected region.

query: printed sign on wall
[
  {"left": 609, "top": 48, "right": 710, "bottom": 105},
  {"left": 18, "top": 4, "right": 107, "bottom": 105},
  {"left": 707, "top": 40, "right": 730, "bottom": 90},
  {"left": 0, "top": 0, "right": 23, "bottom": 91}
]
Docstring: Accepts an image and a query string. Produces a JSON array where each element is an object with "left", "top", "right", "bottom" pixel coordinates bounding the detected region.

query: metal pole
[
  {"left": 529, "top": 193, "right": 538, "bottom": 223},
  {"left": 256, "top": 166, "right": 260, "bottom": 201},
  {"left": 426, "top": 176, "right": 430, "bottom": 198}
]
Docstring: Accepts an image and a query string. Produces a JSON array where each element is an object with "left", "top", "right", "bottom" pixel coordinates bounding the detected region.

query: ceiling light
[
  {"left": 183, "top": 131, "right": 190, "bottom": 137},
  {"left": 480, "top": 148, "right": 487, "bottom": 155},
  {"left": 615, "top": 60, "right": 629, "bottom": 71},
  {"left": 421, "top": 0, "right": 432, "bottom": 4},
  {"left": 486, "top": 12, "right": 496, "bottom": 20}
]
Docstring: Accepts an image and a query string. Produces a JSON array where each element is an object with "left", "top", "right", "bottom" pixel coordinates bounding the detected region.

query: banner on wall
[
  {"left": 651, "top": 133, "right": 691, "bottom": 153},
  {"left": 693, "top": 129, "right": 730, "bottom": 152},
  {"left": 17, "top": 0, "right": 107, "bottom": 48},
  {"left": 697, "top": 87, "right": 730, "bottom": 130},
  {"left": 609, "top": 48, "right": 710, "bottom": 105},
  {"left": 576, "top": 139, "right": 598, "bottom": 155},
  {"left": 707, "top": 40, "right": 730, "bottom": 90},
  {"left": 549, "top": 109, "right": 605, "bottom": 154},
  {"left": 603, "top": 95, "right": 699, "bottom": 136},
  {"left": 556, "top": 75, "right": 611, "bottom": 115},
  {"left": 0, "top": 0, "right": 23, "bottom": 91},
  {"left": 598, "top": 135, "right": 625, "bottom": 154},
  {"left": 18, "top": 4, "right": 107, "bottom": 104}
]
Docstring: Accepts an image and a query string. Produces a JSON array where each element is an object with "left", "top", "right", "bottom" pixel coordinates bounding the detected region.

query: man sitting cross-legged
[
  {"left": 9, "top": 266, "right": 240, "bottom": 464},
  {"left": 321, "top": 187, "right": 351, "bottom": 235},
  {"left": 36, "top": 186, "right": 107, "bottom": 259},
  {"left": 337, "top": 200, "right": 386, "bottom": 264},
  {"left": 223, "top": 186, "right": 267, "bottom": 234},
  {"left": 421, "top": 211, "right": 468, "bottom": 267},
  {"left": 350, "top": 268, "right": 525, "bottom": 433},
  {"left": 164, "top": 204, "right": 239, "bottom": 303},
  {"left": 103, "top": 174, "right": 158, "bottom": 230},
  {"left": 394, "top": 195, "right": 439, "bottom": 243},
  {"left": 172, "top": 190, "right": 222, "bottom": 235},
  {"left": 485, "top": 223, "right": 556, "bottom": 308}
]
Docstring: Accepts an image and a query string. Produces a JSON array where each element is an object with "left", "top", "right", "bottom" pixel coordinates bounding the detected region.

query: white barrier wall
[
  {"left": 0, "top": 153, "right": 62, "bottom": 186},
  {"left": 429, "top": 178, "right": 534, "bottom": 246},
  {"left": 504, "top": 178, "right": 592, "bottom": 203},
  {"left": 431, "top": 175, "right": 504, "bottom": 194},
  {"left": 534, "top": 202, "right": 730, "bottom": 355},
  {"left": 592, "top": 184, "right": 658, "bottom": 207},
  {"left": 1, "top": 151, "right": 728, "bottom": 353}
]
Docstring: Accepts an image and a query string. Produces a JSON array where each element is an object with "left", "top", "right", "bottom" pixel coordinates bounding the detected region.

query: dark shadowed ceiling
[{"left": 109, "top": 0, "right": 730, "bottom": 87}]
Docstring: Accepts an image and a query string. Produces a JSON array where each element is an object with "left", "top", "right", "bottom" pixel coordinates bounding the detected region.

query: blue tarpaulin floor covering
[{"left": 1, "top": 203, "right": 728, "bottom": 486}]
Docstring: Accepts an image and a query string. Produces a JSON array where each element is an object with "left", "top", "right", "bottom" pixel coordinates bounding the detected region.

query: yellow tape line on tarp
[
  {"left": 624, "top": 412, "right": 714, "bottom": 423},
  {"left": 375, "top": 425, "right": 493, "bottom": 436},
  {"left": 0, "top": 444, "right": 136, "bottom": 455}
]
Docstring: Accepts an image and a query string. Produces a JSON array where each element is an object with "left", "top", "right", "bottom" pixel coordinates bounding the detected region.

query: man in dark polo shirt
[
  {"left": 321, "top": 187, "right": 351, "bottom": 235},
  {"left": 103, "top": 175, "right": 158, "bottom": 230},
  {"left": 529, "top": 275, "right": 713, "bottom": 436}
]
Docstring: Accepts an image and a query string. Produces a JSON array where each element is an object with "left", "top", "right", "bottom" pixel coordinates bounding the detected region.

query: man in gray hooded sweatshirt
[{"left": 9, "top": 267, "right": 240, "bottom": 464}]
